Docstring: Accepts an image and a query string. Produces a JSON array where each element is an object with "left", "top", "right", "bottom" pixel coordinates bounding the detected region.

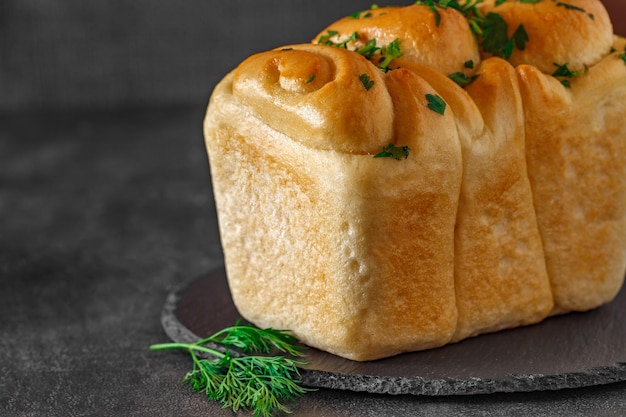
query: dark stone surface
[
  {"left": 164, "top": 268, "right": 626, "bottom": 397},
  {"left": 3, "top": 107, "right": 626, "bottom": 417}
]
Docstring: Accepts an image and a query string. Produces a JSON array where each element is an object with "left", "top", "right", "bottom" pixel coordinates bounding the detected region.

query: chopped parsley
[
  {"left": 555, "top": 2, "right": 594, "bottom": 20},
  {"left": 449, "top": 72, "right": 479, "bottom": 87},
  {"left": 377, "top": 39, "right": 402, "bottom": 72},
  {"left": 355, "top": 39, "right": 380, "bottom": 60},
  {"left": 464, "top": 60, "right": 475, "bottom": 69},
  {"left": 359, "top": 73, "right": 375, "bottom": 90},
  {"left": 512, "top": 23, "right": 529, "bottom": 50},
  {"left": 618, "top": 52, "right": 626, "bottom": 65},
  {"left": 414, "top": 0, "right": 442, "bottom": 27},
  {"left": 414, "top": 0, "right": 486, "bottom": 35},
  {"left": 349, "top": 4, "right": 379, "bottom": 19},
  {"left": 426, "top": 93, "right": 447, "bottom": 114},
  {"left": 317, "top": 30, "right": 358, "bottom": 48},
  {"left": 306, "top": 74, "right": 316, "bottom": 84},
  {"left": 373, "top": 144, "right": 411, "bottom": 160},
  {"left": 481, "top": 13, "right": 528, "bottom": 59},
  {"left": 552, "top": 62, "right": 585, "bottom": 88},
  {"left": 316, "top": 32, "right": 402, "bottom": 72},
  {"left": 414, "top": 1, "right": 531, "bottom": 60}
]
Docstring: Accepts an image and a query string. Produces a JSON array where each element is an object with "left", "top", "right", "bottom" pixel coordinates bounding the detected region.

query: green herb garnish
[
  {"left": 619, "top": 53, "right": 626, "bottom": 65},
  {"left": 377, "top": 38, "right": 402, "bottom": 71},
  {"left": 317, "top": 30, "right": 359, "bottom": 48},
  {"left": 512, "top": 24, "right": 529, "bottom": 50},
  {"left": 552, "top": 62, "right": 580, "bottom": 78},
  {"left": 464, "top": 60, "right": 475, "bottom": 69},
  {"left": 359, "top": 73, "right": 375, "bottom": 90},
  {"left": 306, "top": 74, "right": 316, "bottom": 84},
  {"left": 374, "top": 143, "right": 411, "bottom": 160},
  {"left": 355, "top": 39, "right": 381, "bottom": 59},
  {"left": 552, "top": 62, "right": 585, "bottom": 88},
  {"left": 481, "top": 12, "right": 528, "bottom": 59},
  {"left": 555, "top": 2, "right": 594, "bottom": 19},
  {"left": 317, "top": 31, "right": 401, "bottom": 72},
  {"left": 414, "top": 0, "right": 442, "bottom": 26},
  {"left": 449, "top": 72, "right": 479, "bottom": 87},
  {"left": 426, "top": 93, "right": 447, "bottom": 114},
  {"left": 414, "top": 0, "right": 485, "bottom": 35},
  {"left": 150, "top": 323, "right": 311, "bottom": 417},
  {"left": 349, "top": 4, "right": 378, "bottom": 18}
]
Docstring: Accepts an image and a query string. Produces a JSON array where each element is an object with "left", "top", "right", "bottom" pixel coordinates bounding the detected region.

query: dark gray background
[
  {"left": 2, "top": 0, "right": 624, "bottom": 112},
  {"left": 0, "top": 0, "right": 381, "bottom": 111},
  {"left": 2, "top": 1, "right": 626, "bottom": 416}
]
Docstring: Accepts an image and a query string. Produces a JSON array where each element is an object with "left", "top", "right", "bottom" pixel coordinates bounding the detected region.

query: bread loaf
[{"left": 204, "top": 1, "right": 626, "bottom": 361}]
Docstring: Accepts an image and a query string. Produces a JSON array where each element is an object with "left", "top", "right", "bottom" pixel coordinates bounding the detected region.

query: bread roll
[
  {"left": 205, "top": 44, "right": 463, "bottom": 361},
  {"left": 313, "top": 4, "right": 480, "bottom": 75},
  {"left": 478, "top": 0, "right": 613, "bottom": 73}
]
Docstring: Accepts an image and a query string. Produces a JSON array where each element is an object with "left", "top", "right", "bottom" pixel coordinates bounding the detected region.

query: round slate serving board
[{"left": 160, "top": 266, "right": 626, "bottom": 395}]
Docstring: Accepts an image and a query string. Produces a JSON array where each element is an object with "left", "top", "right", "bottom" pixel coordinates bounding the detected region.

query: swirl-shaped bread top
[
  {"left": 312, "top": 5, "right": 481, "bottom": 75},
  {"left": 232, "top": 44, "right": 394, "bottom": 154},
  {"left": 478, "top": 0, "right": 613, "bottom": 73}
]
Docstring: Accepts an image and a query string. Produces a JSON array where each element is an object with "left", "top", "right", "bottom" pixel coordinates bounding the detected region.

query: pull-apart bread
[{"left": 204, "top": 0, "right": 626, "bottom": 361}]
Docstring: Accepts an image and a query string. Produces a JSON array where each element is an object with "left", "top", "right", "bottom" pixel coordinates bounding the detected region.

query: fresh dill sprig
[{"left": 150, "top": 322, "right": 312, "bottom": 417}]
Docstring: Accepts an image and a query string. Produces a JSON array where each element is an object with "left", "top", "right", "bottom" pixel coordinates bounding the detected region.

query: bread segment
[
  {"left": 205, "top": 45, "right": 463, "bottom": 361},
  {"left": 516, "top": 41, "right": 626, "bottom": 313},
  {"left": 392, "top": 57, "right": 553, "bottom": 342},
  {"left": 478, "top": 0, "right": 613, "bottom": 73}
]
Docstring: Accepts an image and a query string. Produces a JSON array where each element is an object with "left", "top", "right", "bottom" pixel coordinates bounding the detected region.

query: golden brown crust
[
  {"left": 516, "top": 44, "right": 626, "bottom": 313},
  {"left": 312, "top": 5, "right": 480, "bottom": 75},
  {"left": 478, "top": 0, "right": 613, "bottom": 73},
  {"left": 233, "top": 44, "right": 393, "bottom": 154},
  {"left": 393, "top": 57, "right": 553, "bottom": 342},
  {"left": 452, "top": 57, "right": 554, "bottom": 340}
]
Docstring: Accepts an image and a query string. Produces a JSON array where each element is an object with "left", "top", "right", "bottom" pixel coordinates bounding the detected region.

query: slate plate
[{"left": 161, "top": 266, "right": 626, "bottom": 395}]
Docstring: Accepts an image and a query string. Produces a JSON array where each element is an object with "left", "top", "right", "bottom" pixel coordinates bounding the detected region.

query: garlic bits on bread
[{"left": 203, "top": 0, "right": 626, "bottom": 361}]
